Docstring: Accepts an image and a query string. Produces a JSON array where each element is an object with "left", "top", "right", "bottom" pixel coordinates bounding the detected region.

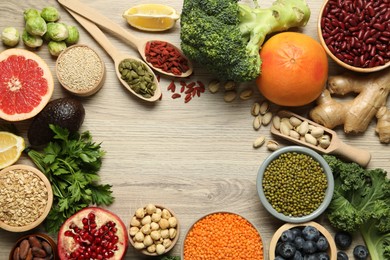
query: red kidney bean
[{"left": 321, "top": 0, "right": 390, "bottom": 68}]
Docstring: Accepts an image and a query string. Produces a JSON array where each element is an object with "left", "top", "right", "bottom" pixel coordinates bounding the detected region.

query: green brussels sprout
[
  {"left": 41, "top": 6, "right": 60, "bottom": 22},
  {"left": 23, "top": 8, "right": 40, "bottom": 21},
  {"left": 25, "top": 16, "right": 47, "bottom": 36},
  {"left": 1, "top": 27, "right": 20, "bottom": 47},
  {"left": 22, "top": 29, "right": 43, "bottom": 48},
  {"left": 46, "top": 22, "right": 69, "bottom": 41},
  {"left": 65, "top": 25, "right": 79, "bottom": 45},
  {"left": 48, "top": 41, "right": 67, "bottom": 56}
]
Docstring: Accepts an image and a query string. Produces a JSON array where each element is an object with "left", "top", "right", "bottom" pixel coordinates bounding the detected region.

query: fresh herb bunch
[{"left": 26, "top": 125, "right": 114, "bottom": 234}]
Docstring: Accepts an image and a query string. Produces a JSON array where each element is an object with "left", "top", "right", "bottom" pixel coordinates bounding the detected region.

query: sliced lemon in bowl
[
  {"left": 123, "top": 4, "right": 180, "bottom": 32},
  {"left": 0, "top": 131, "right": 25, "bottom": 169}
]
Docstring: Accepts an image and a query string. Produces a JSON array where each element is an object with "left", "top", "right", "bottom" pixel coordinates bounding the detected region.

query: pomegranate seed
[
  {"left": 97, "top": 255, "right": 103, "bottom": 260},
  {"left": 88, "top": 212, "right": 95, "bottom": 220},
  {"left": 90, "top": 223, "right": 97, "bottom": 229},
  {"left": 69, "top": 223, "right": 77, "bottom": 230},
  {"left": 111, "top": 227, "right": 117, "bottom": 233},
  {"left": 82, "top": 218, "right": 88, "bottom": 225},
  {"left": 64, "top": 230, "right": 74, "bottom": 237}
]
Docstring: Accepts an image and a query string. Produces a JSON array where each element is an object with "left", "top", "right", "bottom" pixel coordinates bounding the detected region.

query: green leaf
[{"left": 90, "top": 184, "right": 114, "bottom": 205}]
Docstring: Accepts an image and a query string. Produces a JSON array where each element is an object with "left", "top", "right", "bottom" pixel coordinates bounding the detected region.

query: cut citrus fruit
[
  {"left": 0, "top": 131, "right": 25, "bottom": 169},
  {"left": 123, "top": 4, "right": 180, "bottom": 31},
  {"left": 0, "top": 48, "right": 54, "bottom": 121}
]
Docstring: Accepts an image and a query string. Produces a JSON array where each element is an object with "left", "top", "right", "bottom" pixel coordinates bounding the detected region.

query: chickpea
[
  {"left": 140, "top": 223, "right": 151, "bottom": 235},
  {"left": 156, "top": 244, "right": 166, "bottom": 255},
  {"left": 141, "top": 215, "right": 151, "bottom": 225},
  {"left": 150, "top": 230, "right": 161, "bottom": 241},
  {"left": 147, "top": 244, "right": 156, "bottom": 253},
  {"left": 150, "top": 222, "right": 160, "bottom": 231},
  {"left": 145, "top": 204, "right": 157, "bottom": 215},
  {"left": 169, "top": 228, "right": 177, "bottom": 239},
  {"left": 163, "top": 238, "right": 172, "bottom": 248},
  {"left": 151, "top": 212, "right": 161, "bottom": 222},
  {"left": 129, "top": 226, "right": 139, "bottom": 236},
  {"left": 160, "top": 229, "right": 169, "bottom": 239},
  {"left": 134, "top": 242, "right": 145, "bottom": 250},
  {"left": 143, "top": 235, "right": 153, "bottom": 247},
  {"left": 134, "top": 231, "right": 145, "bottom": 242},
  {"left": 168, "top": 217, "right": 177, "bottom": 228},
  {"left": 161, "top": 209, "right": 171, "bottom": 219},
  {"left": 135, "top": 207, "right": 145, "bottom": 218},
  {"left": 130, "top": 216, "right": 141, "bottom": 227},
  {"left": 159, "top": 218, "right": 169, "bottom": 230}
]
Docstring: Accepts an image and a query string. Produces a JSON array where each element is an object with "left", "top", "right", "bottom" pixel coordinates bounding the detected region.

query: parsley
[{"left": 26, "top": 125, "right": 114, "bottom": 234}]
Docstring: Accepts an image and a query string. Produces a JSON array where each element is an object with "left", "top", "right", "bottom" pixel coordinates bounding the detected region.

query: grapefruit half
[{"left": 0, "top": 48, "right": 54, "bottom": 121}]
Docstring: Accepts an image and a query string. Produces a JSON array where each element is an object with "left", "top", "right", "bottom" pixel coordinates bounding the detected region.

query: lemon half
[
  {"left": 0, "top": 131, "right": 25, "bottom": 169},
  {"left": 123, "top": 4, "right": 180, "bottom": 32}
]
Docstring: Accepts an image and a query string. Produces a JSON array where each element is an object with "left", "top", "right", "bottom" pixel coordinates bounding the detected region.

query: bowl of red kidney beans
[{"left": 318, "top": 0, "right": 390, "bottom": 73}]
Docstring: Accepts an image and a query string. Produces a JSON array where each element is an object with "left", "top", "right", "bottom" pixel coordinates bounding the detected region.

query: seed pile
[
  {"left": 57, "top": 45, "right": 104, "bottom": 92},
  {"left": 262, "top": 152, "right": 328, "bottom": 217},
  {"left": 184, "top": 212, "right": 263, "bottom": 259},
  {"left": 119, "top": 59, "right": 157, "bottom": 98},
  {"left": 166, "top": 79, "right": 205, "bottom": 103},
  {"left": 129, "top": 204, "right": 178, "bottom": 255},
  {"left": 321, "top": 0, "right": 390, "bottom": 68},
  {"left": 12, "top": 235, "right": 54, "bottom": 260},
  {"left": 0, "top": 169, "right": 48, "bottom": 226}
]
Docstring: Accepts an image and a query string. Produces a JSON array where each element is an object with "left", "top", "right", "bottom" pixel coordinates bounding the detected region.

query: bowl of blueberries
[{"left": 269, "top": 221, "right": 336, "bottom": 259}]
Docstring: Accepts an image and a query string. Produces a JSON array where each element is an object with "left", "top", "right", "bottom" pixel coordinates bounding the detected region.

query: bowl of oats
[{"left": 0, "top": 164, "right": 53, "bottom": 232}]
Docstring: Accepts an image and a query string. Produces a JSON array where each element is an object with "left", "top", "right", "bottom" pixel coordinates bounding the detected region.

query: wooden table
[{"left": 1, "top": 0, "right": 388, "bottom": 259}]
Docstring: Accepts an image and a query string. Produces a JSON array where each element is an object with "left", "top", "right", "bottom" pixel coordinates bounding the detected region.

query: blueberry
[
  {"left": 337, "top": 251, "right": 349, "bottom": 260},
  {"left": 302, "top": 240, "right": 317, "bottom": 254},
  {"left": 278, "top": 242, "right": 297, "bottom": 258},
  {"left": 290, "top": 227, "right": 302, "bottom": 237},
  {"left": 293, "top": 250, "right": 303, "bottom": 260},
  {"left": 303, "top": 254, "right": 318, "bottom": 260},
  {"left": 302, "top": 225, "right": 320, "bottom": 241},
  {"left": 316, "top": 235, "right": 329, "bottom": 251},
  {"left": 294, "top": 236, "right": 305, "bottom": 250},
  {"left": 317, "top": 252, "right": 330, "bottom": 260},
  {"left": 353, "top": 245, "right": 369, "bottom": 260},
  {"left": 275, "top": 256, "right": 286, "bottom": 260},
  {"left": 335, "top": 231, "right": 352, "bottom": 250},
  {"left": 280, "top": 229, "right": 296, "bottom": 242}
]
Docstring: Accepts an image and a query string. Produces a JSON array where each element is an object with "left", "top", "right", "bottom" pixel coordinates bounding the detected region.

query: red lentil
[
  {"left": 183, "top": 212, "right": 264, "bottom": 260},
  {"left": 145, "top": 40, "right": 190, "bottom": 75}
]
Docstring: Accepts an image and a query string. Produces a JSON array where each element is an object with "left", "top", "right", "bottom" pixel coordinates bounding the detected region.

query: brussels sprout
[
  {"left": 25, "top": 16, "right": 47, "bottom": 36},
  {"left": 22, "top": 29, "right": 43, "bottom": 48},
  {"left": 23, "top": 8, "right": 40, "bottom": 21},
  {"left": 65, "top": 25, "right": 79, "bottom": 45},
  {"left": 46, "top": 22, "right": 68, "bottom": 41},
  {"left": 48, "top": 41, "right": 67, "bottom": 56},
  {"left": 1, "top": 27, "right": 20, "bottom": 47},
  {"left": 41, "top": 6, "right": 60, "bottom": 22}
]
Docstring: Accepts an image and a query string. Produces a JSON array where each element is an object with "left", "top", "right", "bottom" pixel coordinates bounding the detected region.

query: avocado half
[{"left": 27, "top": 97, "right": 85, "bottom": 146}]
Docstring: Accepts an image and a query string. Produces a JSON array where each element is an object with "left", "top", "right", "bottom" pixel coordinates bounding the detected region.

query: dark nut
[
  {"left": 41, "top": 241, "right": 52, "bottom": 255},
  {"left": 31, "top": 247, "right": 47, "bottom": 258},
  {"left": 28, "top": 236, "right": 42, "bottom": 249},
  {"left": 12, "top": 247, "right": 20, "bottom": 260},
  {"left": 19, "top": 239, "right": 30, "bottom": 259},
  {"left": 25, "top": 248, "right": 33, "bottom": 260}
]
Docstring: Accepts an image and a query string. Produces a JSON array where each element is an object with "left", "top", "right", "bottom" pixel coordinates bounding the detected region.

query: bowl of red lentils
[
  {"left": 318, "top": 0, "right": 390, "bottom": 72},
  {"left": 0, "top": 164, "right": 53, "bottom": 232},
  {"left": 256, "top": 146, "right": 334, "bottom": 223},
  {"left": 181, "top": 211, "right": 264, "bottom": 259}
]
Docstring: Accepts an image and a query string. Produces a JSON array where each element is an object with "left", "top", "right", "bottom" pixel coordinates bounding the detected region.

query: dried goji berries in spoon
[{"left": 58, "top": 0, "right": 193, "bottom": 78}]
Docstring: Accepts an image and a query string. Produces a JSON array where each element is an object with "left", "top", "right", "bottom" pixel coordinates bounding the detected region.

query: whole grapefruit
[
  {"left": 256, "top": 32, "right": 328, "bottom": 107},
  {"left": 0, "top": 48, "right": 54, "bottom": 121}
]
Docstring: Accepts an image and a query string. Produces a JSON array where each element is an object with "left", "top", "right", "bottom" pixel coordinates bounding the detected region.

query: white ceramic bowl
[{"left": 256, "top": 146, "right": 334, "bottom": 223}]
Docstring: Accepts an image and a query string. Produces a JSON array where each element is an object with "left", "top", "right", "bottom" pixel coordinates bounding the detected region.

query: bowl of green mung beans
[{"left": 256, "top": 146, "right": 334, "bottom": 223}]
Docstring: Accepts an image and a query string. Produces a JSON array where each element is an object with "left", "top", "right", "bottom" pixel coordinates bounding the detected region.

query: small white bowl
[{"left": 256, "top": 146, "right": 334, "bottom": 223}]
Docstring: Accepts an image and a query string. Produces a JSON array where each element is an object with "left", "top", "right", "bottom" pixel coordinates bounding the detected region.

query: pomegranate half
[{"left": 57, "top": 207, "right": 128, "bottom": 260}]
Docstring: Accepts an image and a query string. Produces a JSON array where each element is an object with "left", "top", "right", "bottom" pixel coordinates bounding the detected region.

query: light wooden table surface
[{"left": 1, "top": 0, "right": 388, "bottom": 259}]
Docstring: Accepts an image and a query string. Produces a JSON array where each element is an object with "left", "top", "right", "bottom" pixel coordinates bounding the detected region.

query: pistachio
[
  {"left": 259, "top": 101, "right": 269, "bottom": 115},
  {"left": 239, "top": 88, "right": 253, "bottom": 100},
  {"left": 297, "top": 120, "right": 309, "bottom": 136},
  {"left": 289, "top": 116, "right": 302, "bottom": 127},
  {"left": 223, "top": 81, "right": 236, "bottom": 91},
  {"left": 272, "top": 115, "right": 281, "bottom": 130},
  {"left": 251, "top": 102, "right": 261, "bottom": 116},
  {"left": 281, "top": 118, "right": 294, "bottom": 129},
  {"left": 253, "top": 136, "right": 265, "bottom": 148},
  {"left": 262, "top": 112, "right": 273, "bottom": 126},
  {"left": 253, "top": 116, "right": 262, "bottom": 130},
  {"left": 311, "top": 126, "right": 325, "bottom": 138},
  {"left": 305, "top": 134, "right": 318, "bottom": 146},
  {"left": 208, "top": 79, "right": 220, "bottom": 93},
  {"left": 289, "top": 130, "right": 300, "bottom": 139},
  {"left": 280, "top": 121, "right": 291, "bottom": 136},
  {"left": 266, "top": 140, "right": 279, "bottom": 151},
  {"left": 319, "top": 134, "right": 331, "bottom": 149},
  {"left": 224, "top": 91, "right": 237, "bottom": 102}
]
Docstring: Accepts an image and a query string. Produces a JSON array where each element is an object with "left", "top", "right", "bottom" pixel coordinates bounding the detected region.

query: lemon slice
[
  {"left": 0, "top": 131, "right": 25, "bottom": 169},
  {"left": 123, "top": 4, "right": 180, "bottom": 31}
]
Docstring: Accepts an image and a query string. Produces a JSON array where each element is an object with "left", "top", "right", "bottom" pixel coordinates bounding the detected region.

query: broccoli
[
  {"left": 324, "top": 155, "right": 390, "bottom": 260},
  {"left": 180, "top": 0, "right": 310, "bottom": 82}
]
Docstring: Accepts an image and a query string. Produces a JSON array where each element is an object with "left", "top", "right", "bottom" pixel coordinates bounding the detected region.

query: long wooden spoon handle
[
  {"left": 333, "top": 140, "right": 371, "bottom": 167},
  {"left": 58, "top": 0, "right": 143, "bottom": 50},
  {"left": 66, "top": 9, "right": 121, "bottom": 61}
]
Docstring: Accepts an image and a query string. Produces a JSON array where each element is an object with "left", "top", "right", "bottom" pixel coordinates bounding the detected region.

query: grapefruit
[
  {"left": 0, "top": 48, "right": 54, "bottom": 121},
  {"left": 256, "top": 32, "right": 328, "bottom": 107}
]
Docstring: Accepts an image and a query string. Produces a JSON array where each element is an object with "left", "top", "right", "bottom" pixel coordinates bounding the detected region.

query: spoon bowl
[
  {"left": 58, "top": 0, "right": 193, "bottom": 78},
  {"left": 67, "top": 10, "right": 161, "bottom": 102}
]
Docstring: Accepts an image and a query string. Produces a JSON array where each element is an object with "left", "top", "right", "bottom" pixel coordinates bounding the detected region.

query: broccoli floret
[
  {"left": 323, "top": 155, "right": 390, "bottom": 260},
  {"left": 180, "top": 0, "right": 310, "bottom": 82}
]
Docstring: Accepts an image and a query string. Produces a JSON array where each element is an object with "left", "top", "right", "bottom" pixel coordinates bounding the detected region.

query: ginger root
[
  {"left": 310, "top": 68, "right": 390, "bottom": 135},
  {"left": 376, "top": 106, "right": 390, "bottom": 143}
]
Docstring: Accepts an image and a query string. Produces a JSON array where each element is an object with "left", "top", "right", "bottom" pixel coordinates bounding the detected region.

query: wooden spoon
[
  {"left": 67, "top": 9, "right": 161, "bottom": 102},
  {"left": 271, "top": 110, "right": 371, "bottom": 167},
  {"left": 58, "top": 0, "right": 193, "bottom": 78}
]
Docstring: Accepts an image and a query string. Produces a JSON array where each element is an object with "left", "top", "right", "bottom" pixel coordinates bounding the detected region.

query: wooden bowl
[
  {"left": 0, "top": 165, "right": 53, "bottom": 232},
  {"left": 128, "top": 204, "right": 179, "bottom": 256},
  {"left": 56, "top": 44, "right": 106, "bottom": 96},
  {"left": 9, "top": 233, "right": 58, "bottom": 260},
  {"left": 269, "top": 221, "right": 337, "bottom": 259},
  {"left": 318, "top": 0, "right": 390, "bottom": 73}
]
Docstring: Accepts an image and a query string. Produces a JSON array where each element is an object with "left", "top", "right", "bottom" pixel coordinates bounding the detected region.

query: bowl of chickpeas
[
  {"left": 128, "top": 204, "right": 179, "bottom": 256},
  {"left": 256, "top": 146, "right": 334, "bottom": 223}
]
